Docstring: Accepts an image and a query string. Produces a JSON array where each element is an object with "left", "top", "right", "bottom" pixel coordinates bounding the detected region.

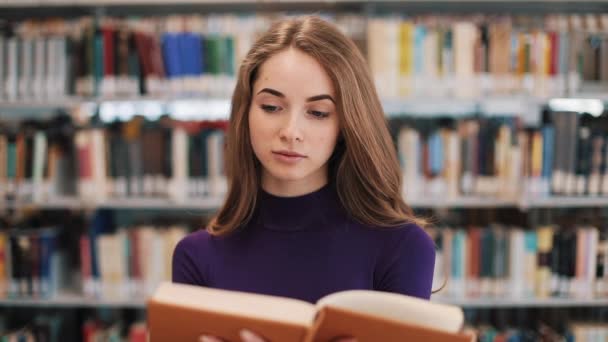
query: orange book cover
[{"left": 148, "top": 283, "right": 471, "bottom": 342}]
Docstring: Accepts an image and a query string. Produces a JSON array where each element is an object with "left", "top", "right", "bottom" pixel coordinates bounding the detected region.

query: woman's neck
[{"left": 261, "top": 170, "right": 329, "bottom": 197}]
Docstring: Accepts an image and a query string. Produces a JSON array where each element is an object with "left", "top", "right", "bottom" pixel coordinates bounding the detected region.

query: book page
[
  {"left": 152, "top": 282, "right": 315, "bottom": 326},
  {"left": 316, "top": 290, "right": 463, "bottom": 333}
]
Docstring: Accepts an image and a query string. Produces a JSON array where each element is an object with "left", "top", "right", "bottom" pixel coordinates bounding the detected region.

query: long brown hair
[{"left": 207, "top": 15, "right": 425, "bottom": 236}]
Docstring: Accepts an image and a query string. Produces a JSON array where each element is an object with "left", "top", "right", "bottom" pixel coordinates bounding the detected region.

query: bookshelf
[{"left": 1, "top": 3, "right": 608, "bottom": 341}]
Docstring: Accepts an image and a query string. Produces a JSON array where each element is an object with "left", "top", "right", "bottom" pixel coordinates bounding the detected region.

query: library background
[{"left": 1, "top": 0, "right": 608, "bottom": 340}]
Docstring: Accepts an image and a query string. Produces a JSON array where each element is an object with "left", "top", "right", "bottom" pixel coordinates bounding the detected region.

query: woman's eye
[
  {"left": 309, "top": 110, "right": 330, "bottom": 119},
  {"left": 261, "top": 104, "right": 280, "bottom": 113}
]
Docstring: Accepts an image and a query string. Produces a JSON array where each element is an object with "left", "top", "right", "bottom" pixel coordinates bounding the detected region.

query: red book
[
  {"left": 548, "top": 32, "right": 559, "bottom": 76},
  {"left": 102, "top": 25, "right": 115, "bottom": 76},
  {"left": 83, "top": 320, "right": 98, "bottom": 342},
  {"left": 129, "top": 322, "right": 148, "bottom": 342},
  {"left": 80, "top": 235, "right": 92, "bottom": 292}
]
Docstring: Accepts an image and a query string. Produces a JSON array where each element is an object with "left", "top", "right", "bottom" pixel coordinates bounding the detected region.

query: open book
[{"left": 148, "top": 282, "right": 472, "bottom": 342}]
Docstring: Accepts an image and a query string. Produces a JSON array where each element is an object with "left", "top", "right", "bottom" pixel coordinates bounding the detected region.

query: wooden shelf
[
  {"left": 0, "top": 292, "right": 146, "bottom": 308},
  {"left": 434, "top": 296, "right": 608, "bottom": 308},
  {"left": 6, "top": 194, "right": 608, "bottom": 211},
  {"left": 2, "top": 292, "right": 607, "bottom": 309}
]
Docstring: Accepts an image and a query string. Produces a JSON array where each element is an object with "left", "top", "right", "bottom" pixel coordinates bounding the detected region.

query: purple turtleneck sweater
[{"left": 172, "top": 183, "right": 436, "bottom": 303}]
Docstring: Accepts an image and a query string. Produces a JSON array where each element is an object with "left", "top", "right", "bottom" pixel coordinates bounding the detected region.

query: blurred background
[{"left": 1, "top": 0, "right": 608, "bottom": 341}]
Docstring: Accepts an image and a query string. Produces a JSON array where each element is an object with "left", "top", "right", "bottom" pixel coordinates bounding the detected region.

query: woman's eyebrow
[
  {"left": 257, "top": 88, "right": 335, "bottom": 104},
  {"left": 306, "top": 94, "right": 335, "bottom": 104},
  {"left": 257, "top": 88, "right": 284, "bottom": 98}
]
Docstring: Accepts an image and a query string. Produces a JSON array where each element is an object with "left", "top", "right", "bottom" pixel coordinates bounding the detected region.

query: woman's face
[{"left": 249, "top": 48, "right": 340, "bottom": 196}]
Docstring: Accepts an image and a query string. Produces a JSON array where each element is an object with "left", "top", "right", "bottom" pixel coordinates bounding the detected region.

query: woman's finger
[
  {"left": 239, "top": 329, "right": 267, "bottom": 342},
  {"left": 199, "top": 335, "right": 224, "bottom": 342}
]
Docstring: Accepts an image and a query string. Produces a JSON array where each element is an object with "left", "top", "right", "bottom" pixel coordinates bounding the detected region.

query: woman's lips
[{"left": 272, "top": 151, "right": 306, "bottom": 164}]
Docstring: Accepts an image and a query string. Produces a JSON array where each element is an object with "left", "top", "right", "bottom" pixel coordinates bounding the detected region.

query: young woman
[{"left": 172, "top": 15, "right": 436, "bottom": 342}]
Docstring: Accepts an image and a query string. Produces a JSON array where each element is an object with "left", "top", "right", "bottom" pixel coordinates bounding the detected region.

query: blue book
[
  {"left": 413, "top": 26, "right": 426, "bottom": 76},
  {"left": 93, "top": 34, "right": 104, "bottom": 97},
  {"left": 178, "top": 33, "right": 193, "bottom": 77},
  {"left": 89, "top": 209, "right": 115, "bottom": 293},
  {"left": 542, "top": 126, "right": 555, "bottom": 180},
  {"left": 188, "top": 33, "right": 203, "bottom": 76},
  {"left": 162, "top": 33, "right": 182, "bottom": 79},
  {"left": 38, "top": 228, "right": 57, "bottom": 298},
  {"left": 428, "top": 132, "right": 443, "bottom": 176},
  {"left": 452, "top": 230, "right": 465, "bottom": 280}
]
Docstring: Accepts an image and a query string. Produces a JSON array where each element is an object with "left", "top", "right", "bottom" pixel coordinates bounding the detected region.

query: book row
[
  {"left": 430, "top": 224, "right": 608, "bottom": 300},
  {"left": 0, "top": 13, "right": 606, "bottom": 101},
  {"left": 79, "top": 212, "right": 188, "bottom": 299},
  {"left": 6, "top": 111, "right": 608, "bottom": 206},
  {"left": 0, "top": 115, "right": 228, "bottom": 204},
  {"left": 393, "top": 111, "right": 608, "bottom": 200}
]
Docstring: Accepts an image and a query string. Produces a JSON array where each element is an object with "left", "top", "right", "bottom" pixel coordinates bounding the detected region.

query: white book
[
  {"left": 33, "top": 37, "right": 46, "bottom": 100},
  {"left": 5, "top": 37, "right": 19, "bottom": 101},
  {"left": 18, "top": 37, "right": 33, "bottom": 100},
  {"left": 91, "top": 129, "right": 109, "bottom": 203},
  {"left": 585, "top": 228, "right": 599, "bottom": 298},
  {"left": 145, "top": 230, "right": 166, "bottom": 297},
  {"left": 423, "top": 29, "right": 439, "bottom": 98},
  {"left": 169, "top": 128, "right": 188, "bottom": 203},
  {"left": 509, "top": 229, "right": 525, "bottom": 298},
  {"left": 453, "top": 22, "right": 476, "bottom": 99},
  {"left": 97, "top": 232, "right": 128, "bottom": 300},
  {"left": 54, "top": 37, "right": 68, "bottom": 98},
  {"left": 446, "top": 131, "right": 460, "bottom": 200},
  {"left": 32, "top": 131, "right": 47, "bottom": 203},
  {"left": 208, "top": 131, "right": 225, "bottom": 197},
  {"left": 137, "top": 227, "right": 153, "bottom": 295},
  {"left": 400, "top": 128, "right": 421, "bottom": 200}
]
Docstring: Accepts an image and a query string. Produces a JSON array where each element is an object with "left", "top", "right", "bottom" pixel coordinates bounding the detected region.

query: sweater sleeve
[
  {"left": 374, "top": 224, "right": 436, "bottom": 299},
  {"left": 172, "top": 232, "right": 207, "bottom": 286}
]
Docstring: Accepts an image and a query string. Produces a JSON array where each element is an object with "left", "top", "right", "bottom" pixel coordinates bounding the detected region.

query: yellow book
[
  {"left": 531, "top": 130, "right": 543, "bottom": 179},
  {"left": 399, "top": 21, "right": 414, "bottom": 97},
  {"left": 535, "top": 226, "right": 554, "bottom": 298}
]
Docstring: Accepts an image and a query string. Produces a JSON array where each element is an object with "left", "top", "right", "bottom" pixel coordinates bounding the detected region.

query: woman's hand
[
  {"left": 199, "top": 329, "right": 357, "bottom": 342},
  {"left": 199, "top": 329, "right": 266, "bottom": 342}
]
